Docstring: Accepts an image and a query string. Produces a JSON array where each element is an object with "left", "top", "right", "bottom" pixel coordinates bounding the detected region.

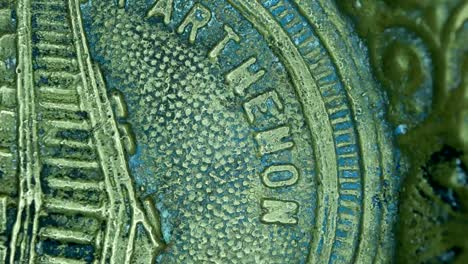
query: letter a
[{"left": 147, "top": 0, "right": 174, "bottom": 25}]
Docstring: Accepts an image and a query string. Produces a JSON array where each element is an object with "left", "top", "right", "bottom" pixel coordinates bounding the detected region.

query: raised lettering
[
  {"left": 209, "top": 25, "right": 240, "bottom": 60},
  {"left": 146, "top": 0, "right": 174, "bottom": 25},
  {"left": 177, "top": 3, "right": 212, "bottom": 44},
  {"left": 255, "top": 126, "right": 294, "bottom": 155},
  {"left": 119, "top": 123, "right": 137, "bottom": 156},
  {"left": 111, "top": 90, "right": 128, "bottom": 119},
  {"left": 226, "top": 57, "right": 265, "bottom": 96},
  {"left": 261, "top": 199, "right": 298, "bottom": 225},
  {"left": 243, "top": 90, "right": 283, "bottom": 123},
  {"left": 262, "top": 164, "right": 299, "bottom": 188}
]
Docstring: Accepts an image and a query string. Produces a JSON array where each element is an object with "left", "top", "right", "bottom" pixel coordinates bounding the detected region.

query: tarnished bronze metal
[{"left": 0, "top": 0, "right": 466, "bottom": 263}]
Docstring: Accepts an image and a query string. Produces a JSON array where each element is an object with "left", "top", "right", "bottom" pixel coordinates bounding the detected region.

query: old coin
[{"left": 0, "top": 0, "right": 401, "bottom": 263}]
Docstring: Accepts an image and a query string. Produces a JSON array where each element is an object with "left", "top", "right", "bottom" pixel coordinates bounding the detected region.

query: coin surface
[{"left": 0, "top": 0, "right": 399, "bottom": 263}]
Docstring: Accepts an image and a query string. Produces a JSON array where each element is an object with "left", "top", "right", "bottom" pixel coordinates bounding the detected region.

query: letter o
[{"left": 261, "top": 164, "right": 299, "bottom": 188}]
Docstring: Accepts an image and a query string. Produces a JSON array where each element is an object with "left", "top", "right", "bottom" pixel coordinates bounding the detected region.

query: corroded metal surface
[{"left": 0, "top": 0, "right": 464, "bottom": 263}]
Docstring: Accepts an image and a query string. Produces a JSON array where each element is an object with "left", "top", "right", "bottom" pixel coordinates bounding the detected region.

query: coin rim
[
  {"left": 297, "top": 1, "right": 398, "bottom": 262},
  {"left": 229, "top": 0, "right": 397, "bottom": 263}
]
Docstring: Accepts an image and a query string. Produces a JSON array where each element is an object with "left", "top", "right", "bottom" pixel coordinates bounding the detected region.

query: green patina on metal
[
  {"left": 338, "top": 0, "right": 468, "bottom": 263},
  {"left": 0, "top": 0, "right": 465, "bottom": 263}
]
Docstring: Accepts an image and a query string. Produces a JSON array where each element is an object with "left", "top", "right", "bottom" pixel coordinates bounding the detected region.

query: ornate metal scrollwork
[{"left": 338, "top": 0, "right": 468, "bottom": 262}]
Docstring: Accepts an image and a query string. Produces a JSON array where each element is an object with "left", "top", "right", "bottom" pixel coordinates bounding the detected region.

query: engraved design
[
  {"left": 85, "top": 0, "right": 396, "bottom": 262},
  {"left": 0, "top": 0, "right": 404, "bottom": 263},
  {"left": 338, "top": 0, "right": 468, "bottom": 262},
  {"left": 338, "top": 0, "right": 467, "bottom": 126},
  {"left": 86, "top": 1, "right": 319, "bottom": 262},
  {"left": 4, "top": 0, "right": 165, "bottom": 263},
  {"left": 0, "top": 1, "right": 18, "bottom": 262},
  {"left": 237, "top": 1, "right": 367, "bottom": 262}
]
